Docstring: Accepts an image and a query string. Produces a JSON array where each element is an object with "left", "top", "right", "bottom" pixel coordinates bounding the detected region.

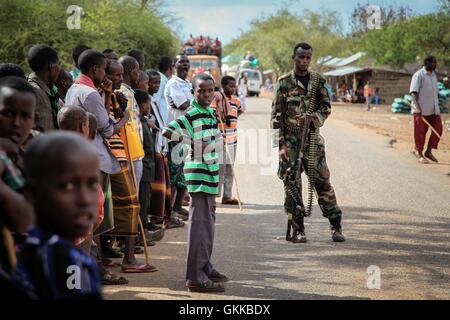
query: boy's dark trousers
[{"left": 185, "top": 192, "right": 216, "bottom": 284}]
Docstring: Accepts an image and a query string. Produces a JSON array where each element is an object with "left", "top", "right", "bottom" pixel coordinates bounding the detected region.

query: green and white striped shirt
[{"left": 163, "top": 99, "right": 223, "bottom": 194}]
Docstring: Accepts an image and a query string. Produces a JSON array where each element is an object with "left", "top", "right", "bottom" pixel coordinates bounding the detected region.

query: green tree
[
  {"left": 357, "top": 12, "right": 450, "bottom": 70},
  {"left": 224, "top": 9, "right": 349, "bottom": 76},
  {"left": 0, "top": 0, "right": 180, "bottom": 72}
]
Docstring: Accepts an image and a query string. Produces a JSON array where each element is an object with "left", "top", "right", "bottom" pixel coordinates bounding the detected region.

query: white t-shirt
[{"left": 164, "top": 75, "right": 193, "bottom": 122}]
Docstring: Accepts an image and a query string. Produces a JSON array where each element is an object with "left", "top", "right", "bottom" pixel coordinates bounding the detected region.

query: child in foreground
[{"left": 13, "top": 131, "right": 103, "bottom": 300}]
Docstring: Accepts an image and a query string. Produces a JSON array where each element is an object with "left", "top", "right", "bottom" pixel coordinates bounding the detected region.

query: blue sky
[{"left": 164, "top": 0, "right": 441, "bottom": 45}]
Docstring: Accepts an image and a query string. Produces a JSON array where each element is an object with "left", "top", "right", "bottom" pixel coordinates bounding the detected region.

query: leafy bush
[{"left": 0, "top": 0, "right": 180, "bottom": 71}]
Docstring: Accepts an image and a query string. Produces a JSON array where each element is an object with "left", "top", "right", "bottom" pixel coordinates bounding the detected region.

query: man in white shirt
[
  {"left": 164, "top": 54, "right": 193, "bottom": 123},
  {"left": 410, "top": 56, "right": 443, "bottom": 164},
  {"left": 164, "top": 54, "right": 193, "bottom": 226}
]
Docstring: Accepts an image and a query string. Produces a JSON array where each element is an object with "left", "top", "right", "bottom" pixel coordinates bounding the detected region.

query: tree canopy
[
  {"left": 357, "top": 12, "right": 450, "bottom": 70},
  {"left": 224, "top": 3, "right": 449, "bottom": 74},
  {"left": 224, "top": 9, "right": 351, "bottom": 75},
  {"left": 0, "top": 0, "right": 180, "bottom": 71}
]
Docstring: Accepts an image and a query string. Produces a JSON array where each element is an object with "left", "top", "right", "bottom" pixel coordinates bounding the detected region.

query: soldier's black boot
[
  {"left": 329, "top": 216, "right": 346, "bottom": 242},
  {"left": 291, "top": 216, "right": 307, "bottom": 243}
]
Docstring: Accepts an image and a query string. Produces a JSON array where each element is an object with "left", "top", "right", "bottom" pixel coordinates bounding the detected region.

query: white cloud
[{"left": 166, "top": 2, "right": 278, "bottom": 44}]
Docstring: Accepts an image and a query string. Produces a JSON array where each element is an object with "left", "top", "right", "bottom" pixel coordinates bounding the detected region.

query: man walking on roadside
[{"left": 410, "top": 56, "right": 442, "bottom": 164}]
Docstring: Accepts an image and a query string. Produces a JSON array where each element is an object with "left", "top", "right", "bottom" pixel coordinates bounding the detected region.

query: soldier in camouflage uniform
[{"left": 271, "top": 42, "right": 345, "bottom": 243}]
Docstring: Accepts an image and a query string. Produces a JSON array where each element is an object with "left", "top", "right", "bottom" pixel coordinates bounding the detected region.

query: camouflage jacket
[{"left": 270, "top": 70, "right": 331, "bottom": 148}]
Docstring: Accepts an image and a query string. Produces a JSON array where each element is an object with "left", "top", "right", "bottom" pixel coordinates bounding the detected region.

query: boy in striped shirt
[{"left": 163, "top": 74, "right": 228, "bottom": 293}]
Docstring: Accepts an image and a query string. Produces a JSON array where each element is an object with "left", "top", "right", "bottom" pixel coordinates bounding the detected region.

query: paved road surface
[{"left": 105, "top": 97, "right": 450, "bottom": 300}]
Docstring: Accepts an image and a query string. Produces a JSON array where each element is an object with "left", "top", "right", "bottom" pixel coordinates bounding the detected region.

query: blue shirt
[{"left": 12, "top": 228, "right": 103, "bottom": 300}]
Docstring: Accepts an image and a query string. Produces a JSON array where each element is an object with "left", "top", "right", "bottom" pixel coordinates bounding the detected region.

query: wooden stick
[
  {"left": 421, "top": 116, "right": 443, "bottom": 140},
  {"left": 407, "top": 99, "right": 443, "bottom": 140},
  {"left": 217, "top": 115, "right": 243, "bottom": 212},
  {"left": 123, "top": 123, "right": 149, "bottom": 265}
]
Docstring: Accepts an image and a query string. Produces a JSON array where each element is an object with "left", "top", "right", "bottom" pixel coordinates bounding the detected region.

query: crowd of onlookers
[{"left": 0, "top": 43, "right": 245, "bottom": 299}]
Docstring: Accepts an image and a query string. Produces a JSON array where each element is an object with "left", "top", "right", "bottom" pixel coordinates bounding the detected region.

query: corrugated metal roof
[
  {"left": 317, "top": 55, "right": 333, "bottom": 64},
  {"left": 319, "top": 52, "right": 366, "bottom": 67},
  {"left": 323, "top": 66, "right": 364, "bottom": 77},
  {"left": 335, "top": 52, "right": 366, "bottom": 67},
  {"left": 322, "top": 57, "right": 343, "bottom": 66}
]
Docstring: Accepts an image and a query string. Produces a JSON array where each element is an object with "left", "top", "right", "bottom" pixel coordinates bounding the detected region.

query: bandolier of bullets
[{"left": 303, "top": 72, "right": 320, "bottom": 217}]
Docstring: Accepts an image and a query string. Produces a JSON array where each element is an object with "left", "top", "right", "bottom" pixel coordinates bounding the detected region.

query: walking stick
[
  {"left": 421, "top": 116, "right": 443, "bottom": 140},
  {"left": 407, "top": 99, "right": 443, "bottom": 140},
  {"left": 122, "top": 123, "right": 149, "bottom": 266},
  {"left": 217, "top": 115, "right": 243, "bottom": 212}
]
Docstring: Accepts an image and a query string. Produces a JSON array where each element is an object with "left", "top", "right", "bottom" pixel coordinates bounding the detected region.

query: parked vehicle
[{"left": 238, "top": 68, "right": 262, "bottom": 96}]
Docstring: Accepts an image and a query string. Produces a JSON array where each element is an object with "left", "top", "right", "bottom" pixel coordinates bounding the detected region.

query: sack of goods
[
  {"left": 438, "top": 82, "right": 450, "bottom": 114},
  {"left": 391, "top": 97, "right": 411, "bottom": 114}
]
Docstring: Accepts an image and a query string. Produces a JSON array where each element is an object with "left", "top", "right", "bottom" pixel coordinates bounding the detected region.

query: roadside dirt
[{"left": 330, "top": 103, "right": 450, "bottom": 174}]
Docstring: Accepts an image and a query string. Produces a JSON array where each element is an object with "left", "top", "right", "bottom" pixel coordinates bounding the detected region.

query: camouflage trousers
[{"left": 278, "top": 132, "right": 342, "bottom": 220}]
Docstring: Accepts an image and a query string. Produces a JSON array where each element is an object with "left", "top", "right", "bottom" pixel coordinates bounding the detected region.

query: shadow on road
[
  {"left": 105, "top": 203, "right": 450, "bottom": 300},
  {"left": 212, "top": 204, "right": 450, "bottom": 299}
]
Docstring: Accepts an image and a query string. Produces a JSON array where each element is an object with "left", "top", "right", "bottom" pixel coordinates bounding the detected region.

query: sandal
[
  {"left": 165, "top": 217, "right": 185, "bottom": 229},
  {"left": 208, "top": 269, "right": 229, "bottom": 283},
  {"left": 121, "top": 263, "right": 158, "bottom": 273},
  {"left": 103, "top": 258, "right": 122, "bottom": 268},
  {"left": 222, "top": 197, "right": 241, "bottom": 205},
  {"left": 186, "top": 279, "right": 225, "bottom": 293},
  {"left": 102, "top": 272, "right": 129, "bottom": 285}
]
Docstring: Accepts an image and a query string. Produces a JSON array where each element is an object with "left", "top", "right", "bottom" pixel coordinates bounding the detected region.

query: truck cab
[{"left": 187, "top": 55, "right": 221, "bottom": 89}]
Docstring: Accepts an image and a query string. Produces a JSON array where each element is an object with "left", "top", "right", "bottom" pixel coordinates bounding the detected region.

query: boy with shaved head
[
  {"left": 13, "top": 131, "right": 102, "bottom": 299},
  {"left": 57, "top": 105, "right": 89, "bottom": 136}
]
